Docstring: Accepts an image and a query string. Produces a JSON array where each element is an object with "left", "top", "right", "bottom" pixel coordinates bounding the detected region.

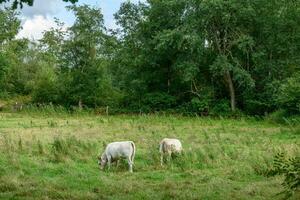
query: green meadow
[{"left": 0, "top": 112, "right": 299, "bottom": 200}]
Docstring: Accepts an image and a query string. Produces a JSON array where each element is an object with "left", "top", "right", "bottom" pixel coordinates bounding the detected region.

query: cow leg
[
  {"left": 128, "top": 157, "right": 133, "bottom": 173},
  {"left": 167, "top": 151, "right": 172, "bottom": 163},
  {"left": 160, "top": 153, "right": 164, "bottom": 166},
  {"left": 116, "top": 160, "right": 119, "bottom": 168},
  {"left": 107, "top": 156, "right": 112, "bottom": 170}
]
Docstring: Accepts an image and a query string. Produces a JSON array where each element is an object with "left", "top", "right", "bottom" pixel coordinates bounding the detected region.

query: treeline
[{"left": 0, "top": 0, "right": 299, "bottom": 116}]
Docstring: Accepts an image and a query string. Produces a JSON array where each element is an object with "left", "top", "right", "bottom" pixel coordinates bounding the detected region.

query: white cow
[
  {"left": 159, "top": 138, "right": 183, "bottom": 166},
  {"left": 98, "top": 141, "right": 136, "bottom": 172}
]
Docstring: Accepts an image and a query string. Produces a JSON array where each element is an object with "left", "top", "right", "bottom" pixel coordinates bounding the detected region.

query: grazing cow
[
  {"left": 159, "top": 138, "right": 183, "bottom": 166},
  {"left": 98, "top": 141, "right": 136, "bottom": 172}
]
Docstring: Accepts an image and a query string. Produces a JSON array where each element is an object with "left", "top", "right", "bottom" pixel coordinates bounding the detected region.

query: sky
[{"left": 11, "top": 0, "right": 142, "bottom": 40}]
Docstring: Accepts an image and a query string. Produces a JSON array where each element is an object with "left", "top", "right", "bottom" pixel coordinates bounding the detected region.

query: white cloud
[
  {"left": 19, "top": 0, "right": 65, "bottom": 18},
  {"left": 14, "top": 0, "right": 71, "bottom": 40},
  {"left": 14, "top": 0, "right": 146, "bottom": 40},
  {"left": 16, "top": 15, "right": 68, "bottom": 40}
]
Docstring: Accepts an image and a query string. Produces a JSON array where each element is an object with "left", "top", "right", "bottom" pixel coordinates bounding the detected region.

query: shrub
[
  {"left": 31, "top": 65, "right": 59, "bottom": 104},
  {"left": 140, "top": 92, "right": 176, "bottom": 112},
  {"left": 210, "top": 99, "right": 232, "bottom": 116},
  {"left": 50, "top": 137, "right": 95, "bottom": 163},
  {"left": 266, "top": 109, "right": 289, "bottom": 124},
  {"left": 191, "top": 97, "right": 209, "bottom": 113},
  {"left": 268, "top": 152, "right": 300, "bottom": 198},
  {"left": 180, "top": 97, "right": 210, "bottom": 116},
  {"left": 276, "top": 73, "right": 300, "bottom": 114}
]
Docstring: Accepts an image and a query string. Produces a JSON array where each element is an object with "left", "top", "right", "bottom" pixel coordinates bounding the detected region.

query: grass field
[{"left": 0, "top": 112, "right": 299, "bottom": 200}]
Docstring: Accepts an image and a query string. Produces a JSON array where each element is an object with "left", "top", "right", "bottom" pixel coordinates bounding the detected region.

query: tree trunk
[
  {"left": 167, "top": 65, "right": 171, "bottom": 94},
  {"left": 106, "top": 106, "right": 109, "bottom": 115},
  {"left": 167, "top": 78, "right": 170, "bottom": 94},
  {"left": 78, "top": 99, "right": 83, "bottom": 111},
  {"left": 224, "top": 71, "right": 236, "bottom": 111}
]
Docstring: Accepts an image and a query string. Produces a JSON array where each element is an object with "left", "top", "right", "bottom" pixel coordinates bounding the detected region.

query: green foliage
[
  {"left": 0, "top": 53, "right": 9, "bottom": 97},
  {"left": 31, "top": 63, "right": 58, "bottom": 103},
  {"left": 0, "top": 1, "right": 300, "bottom": 116},
  {"left": 276, "top": 73, "right": 300, "bottom": 114},
  {"left": 244, "top": 80, "right": 281, "bottom": 115},
  {"left": 35, "top": 5, "right": 120, "bottom": 108},
  {"left": 111, "top": 0, "right": 300, "bottom": 115},
  {"left": 210, "top": 99, "right": 232, "bottom": 116},
  {"left": 141, "top": 92, "right": 177, "bottom": 112},
  {"left": 266, "top": 110, "right": 290, "bottom": 124},
  {"left": 0, "top": 8, "right": 21, "bottom": 97},
  {"left": 268, "top": 152, "right": 300, "bottom": 198},
  {"left": 189, "top": 97, "right": 210, "bottom": 114},
  {"left": 0, "top": 8, "right": 20, "bottom": 44},
  {"left": 180, "top": 90, "right": 213, "bottom": 115}
]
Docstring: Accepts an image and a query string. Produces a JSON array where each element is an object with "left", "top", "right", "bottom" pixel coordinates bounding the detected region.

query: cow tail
[{"left": 130, "top": 141, "right": 136, "bottom": 163}]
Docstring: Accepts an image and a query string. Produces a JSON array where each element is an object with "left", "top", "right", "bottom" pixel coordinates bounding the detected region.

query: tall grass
[
  {"left": 20, "top": 104, "right": 94, "bottom": 117},
  {"left": 50, "top": 136, "right": 96, "bottom": 163},
  {"left": 0, "top": 113, "right": 299, "bottom": 199}
]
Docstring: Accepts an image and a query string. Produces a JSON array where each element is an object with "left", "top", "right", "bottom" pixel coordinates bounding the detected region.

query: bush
[
  {"left": 243, "top": 80, "right": 281, "bottom": 115},
  {"left": 140, "top": 92, "right": 177, "bottom": 113},
  {"left": 31, "top": 65, "right": 59, "bottom": 104},
  {"left": 276, "top": 73, "right": 300, "bottom": 114},
  {"left": 266, "top": 109, "right": 289, "bottom": 124},
  {"left": 180, "top": 97, "right": 210, "bottom": 116},
  {"left": 210, "top": 99, "right": 232, "bottom": 116},
  {"left": 191, "top": 97, "right": 209, "bottom": 113},
  {"left": 268, "top": 152, "right": 300, "bottom": 198}
]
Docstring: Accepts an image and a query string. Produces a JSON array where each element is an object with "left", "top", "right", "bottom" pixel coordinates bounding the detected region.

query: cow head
[{"left": 98, "top": 153, "right": 107, "bottom": 170}]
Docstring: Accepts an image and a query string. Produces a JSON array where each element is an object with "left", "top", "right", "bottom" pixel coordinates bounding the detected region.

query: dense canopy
[{"left": 0, "top": 0, "right": 299, "bottom": 116}]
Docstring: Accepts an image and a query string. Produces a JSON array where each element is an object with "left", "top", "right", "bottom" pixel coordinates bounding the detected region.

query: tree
[
  {"left": 245, "top": 0, "right": 300, "bottom": 114},
  {"left": 40, "top": 5, "right": 119, "bottom": 108},
  {"left": 0, "top": 8, "right": 21, "bottom": 97},
  {"left": 187, "top": 0, "right": 258, "bottom": 111},
  {"left": 0, "top": 8, "right": 20, "bottom": 45},
  {"left": 0, "top": 0, "right": 299, "bottom": 115},
  {"left": 113, "top": 0, "right": 197, "bottom": 112},
  {"left": 113, "top": 0, "right": 300, "bottom": 114}
]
